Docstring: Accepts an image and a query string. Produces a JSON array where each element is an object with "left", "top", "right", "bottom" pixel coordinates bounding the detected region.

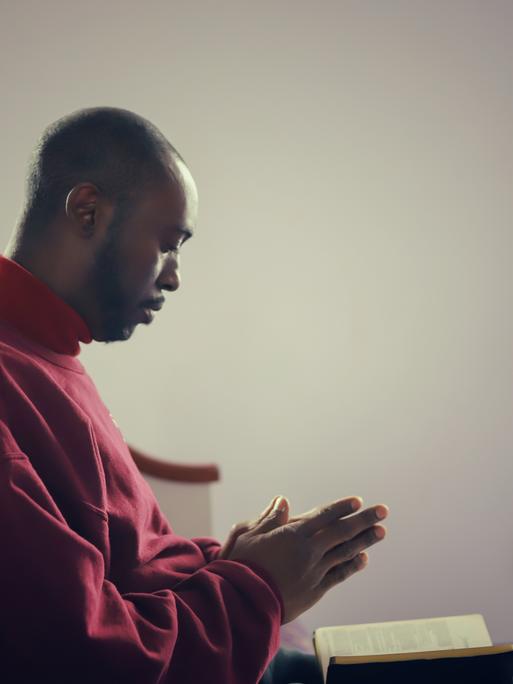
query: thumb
[
  {"left": 255, "top": 495, "right": 281, "bottom": 523},
  {"left": 256, "top": 496, "right": 290, "bottom": 534}
]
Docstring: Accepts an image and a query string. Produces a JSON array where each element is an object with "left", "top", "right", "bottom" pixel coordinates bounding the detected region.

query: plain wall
[{"left": 1, "top": 0, "right": 512, "bottom": 642}]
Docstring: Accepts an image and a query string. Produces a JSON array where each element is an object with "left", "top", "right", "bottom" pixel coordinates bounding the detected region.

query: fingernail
[
  {"left": 273, "top": 496, "right": 287, "bottom": 512},
  {"left": 351, "top": 497, "right": 363, "bottom": 511},
  {"left": 375, "top": 505, "right": 388, "bottom": 520},
  {"left": 374, "top": 526, "right": 386, "bottom": 539}
]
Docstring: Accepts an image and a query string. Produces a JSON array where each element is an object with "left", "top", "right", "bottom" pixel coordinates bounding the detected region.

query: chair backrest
[{"left": 129, "top": 444, "right": 220, "bottom": 538}]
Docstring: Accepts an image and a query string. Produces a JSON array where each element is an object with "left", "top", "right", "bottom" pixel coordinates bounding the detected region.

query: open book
[{"left": 314, "top": 614, "right": 513, "bottom": 683}]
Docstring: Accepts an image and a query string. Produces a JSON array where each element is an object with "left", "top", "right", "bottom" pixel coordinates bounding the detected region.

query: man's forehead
[
  {"left": 170, "top": 159, "right": 198, "bottom": 231},
  {"left": 173, "top": 160, "right": 198, "bottom": 202},
  {"left": 137, "top": 158, "right": 197, "bottom": 235}
]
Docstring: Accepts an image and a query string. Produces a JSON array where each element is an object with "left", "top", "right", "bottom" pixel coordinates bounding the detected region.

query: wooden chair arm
[{"left": 128, "top": 444, "right": 220, "bottom": 483}]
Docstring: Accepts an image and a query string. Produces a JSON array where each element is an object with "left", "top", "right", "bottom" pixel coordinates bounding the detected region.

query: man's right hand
[{"left": 222, "top": 496, "right": 388, "bottom": 624}]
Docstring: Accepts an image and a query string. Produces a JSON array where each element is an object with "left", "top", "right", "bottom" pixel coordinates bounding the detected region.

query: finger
[
  {"left": 320, "top": 525, "right": 386, "bottom": 573},
  {"left": 218, "top": 520, "right": 251, "bottom": 559},
  {"left": 317, "top": 552, "right": 369, "bottom": 595},
  {"left": 313, "top": 504, "right": 389, "bottom": 552},
  {"left": 256, "top": 496, "right": 290, "bottom": 534},
  {"left": 256, "top": 496, "right": 281, "bottom": 524},
  {"left": 292, "top": 497, "right": 363, "bottom": 537}
]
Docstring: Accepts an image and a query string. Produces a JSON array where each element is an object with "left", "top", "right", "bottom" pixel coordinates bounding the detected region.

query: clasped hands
[{"left": 218, "top": 495, "right": 388, "bottom": 624}]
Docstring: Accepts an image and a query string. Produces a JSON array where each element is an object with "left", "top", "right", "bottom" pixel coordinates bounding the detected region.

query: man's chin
[
  {"left": 94, "top": 320, "right": 137, "bottom": 344},
  {"left": 106, "top": 327, "right": 136, "bottom": 343},
  {"left": 92, "top": 307, "right": 153, "bottom": 343}
]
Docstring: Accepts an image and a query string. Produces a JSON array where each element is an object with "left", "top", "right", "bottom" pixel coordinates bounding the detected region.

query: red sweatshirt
[{"left": 0, "top": 255, "right": 282, "bottom": 683}]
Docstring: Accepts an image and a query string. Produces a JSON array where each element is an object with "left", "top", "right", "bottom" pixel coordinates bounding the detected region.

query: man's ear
[{"left": 65, "top": 183, "right": 102, "bottom": 238}]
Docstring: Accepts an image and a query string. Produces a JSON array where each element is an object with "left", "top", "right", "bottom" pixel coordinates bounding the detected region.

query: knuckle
[
  {"left": 232, "top": 522, "right": 249, "bottom": 534},
  {"left": 321, "top": 505, "right": 334, "bottom": 518},
  {"left": 294, "top": 523, "right": 309, "bottom": 541},
  {"left": 331, "top": 563, "right": 351, "bottom": 586},
  {"left": 342, "top": 540, "right": 359, "bottom": 559},
  {"left": 335, "top": 520, "right": 351, "bottom": 542},
  {"left": 367, "top": 528, "right": 379, "bottom": 544},
  {"left": 368, "top": 508, "right": 381, "bottom": 524},
  {"left": 342, "top": 540, "right": 361, "bottom": 562},
  {"left": 368, "top": 526, "right": 384, "bottom": 543},
  {"left": 339, "top": 563, "right": 352, "bottom": 580},
  {"left": 335, "top": 537, "right": 366, "bottom": 563},
  {"left": 288, "top": 522, "right": 305, "bottom": 541},
  {"left": 338, "top": 558, "right": 356, "bottom": 582},
  {"left": 327, "top": 554, "right": 364, "bottom": 589}
]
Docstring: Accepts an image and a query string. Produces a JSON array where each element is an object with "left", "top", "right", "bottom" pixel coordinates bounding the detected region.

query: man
[{"left": 0, "top": 107, "right": 388, "bottom": 683}]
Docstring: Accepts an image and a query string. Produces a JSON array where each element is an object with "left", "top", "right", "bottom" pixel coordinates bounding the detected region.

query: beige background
[{"left": 1, "top": 0, "right": 512, "bottom": 642}]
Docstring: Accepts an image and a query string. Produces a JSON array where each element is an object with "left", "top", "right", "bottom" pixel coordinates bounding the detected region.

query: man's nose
[{"left": 157, "top": 258, "right": 181, "bottom": 292}]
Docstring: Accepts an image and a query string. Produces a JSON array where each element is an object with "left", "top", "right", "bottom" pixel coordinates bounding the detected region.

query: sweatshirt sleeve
[
  {"left": 0, "top": 447, "right": 282, "bottom": 683},
  {"left": 192, "top": 535, "right": 222, "bottom": 562}
]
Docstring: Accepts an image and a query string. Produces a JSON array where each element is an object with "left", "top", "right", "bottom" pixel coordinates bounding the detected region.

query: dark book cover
[{"left": 327, "top": 650, "right": 513, "bottom": 683}]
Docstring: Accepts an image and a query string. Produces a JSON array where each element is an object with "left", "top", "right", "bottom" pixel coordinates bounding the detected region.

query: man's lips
[
  {"left": 137, "top": 298, "right": 165, "bottom": 324},
  {"left": 141, "top": 298, "right": 165, "bottom": 312}
]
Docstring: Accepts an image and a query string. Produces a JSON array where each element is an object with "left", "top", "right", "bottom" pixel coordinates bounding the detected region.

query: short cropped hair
[{"left": 21, "top": 107, "right": 183, "bottom": 234}]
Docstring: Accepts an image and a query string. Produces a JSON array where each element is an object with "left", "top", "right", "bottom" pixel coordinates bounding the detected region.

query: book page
[{"left": 315, "top": 614, "right": 491, "bottom": 680}]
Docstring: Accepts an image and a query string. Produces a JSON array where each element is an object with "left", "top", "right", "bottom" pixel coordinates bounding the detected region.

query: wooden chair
[{"left": 129, "top": 444, "right": 220, "bottom": 538}]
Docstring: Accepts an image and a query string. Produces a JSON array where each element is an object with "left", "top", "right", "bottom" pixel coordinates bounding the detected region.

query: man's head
[{"left": 9, "top": 106, "right": 198, "bottom": 342}]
